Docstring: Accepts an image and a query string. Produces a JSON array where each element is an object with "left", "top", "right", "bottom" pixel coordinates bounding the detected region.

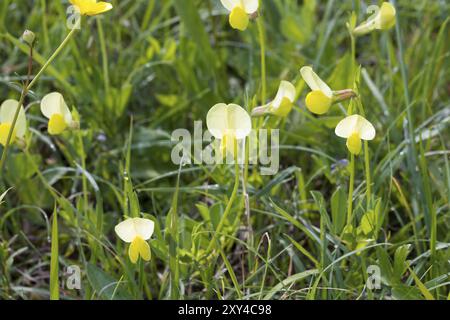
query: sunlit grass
[{"left": 0, "top": 0, "right": 448, "bottom": 300}]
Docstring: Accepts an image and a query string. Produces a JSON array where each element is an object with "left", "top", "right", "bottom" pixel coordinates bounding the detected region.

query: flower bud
[
  {"left": 332, "top": 89, "right": 357, "bottom": 103},
  {"left": 22, "top": 30, "right": 36, "bottom": 46}
]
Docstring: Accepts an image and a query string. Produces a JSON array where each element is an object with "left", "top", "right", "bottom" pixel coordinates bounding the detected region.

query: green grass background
[{"left": 0, "top": 0, "right": 449, "bottom": 299}]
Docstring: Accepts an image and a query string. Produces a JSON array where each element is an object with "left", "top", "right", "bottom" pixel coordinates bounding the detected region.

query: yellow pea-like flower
[
  {"left": 251, "top": 81, "right": 296, "bottom": 117},
  {"left": 300, "top": 66, "right": 334, "bottom": 115},
  {"left": 220, "top": 0, "right": 259, "bottom": 31},
  {"left": 300, "top": 66, "right": 356, "bottom": 115},
  {"left": 207, "top": 103, "right": 252, "bottom": 156},
  {"left": 69, "top": 0, "right": 113, "bottom": 16},
  {"left": 0, "top": 99, "right": 27, "bottom": 147},
  {"left": 335, "top": 115, "right": 376, "bottom": 155},
  {"left": 40, "top": 92, "right": 75, "bottom": 136},
  {"left": 114, "top": 218, "right": 155, "bottom": 264},
  {"left": 353, "top": 2, "right": 396, "bottom": 36}
]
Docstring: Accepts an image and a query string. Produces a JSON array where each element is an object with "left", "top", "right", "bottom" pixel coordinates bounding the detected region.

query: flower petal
[
  {"left": 85, "top": 2, "right": 113, "bottom": 16},
  {"left": 207, "top": 103, "right": 252, "bottom": 140},
  {"left": 0, "top": 124, "right": 16, "bottom": 147},
  {"left": 0, "top": 99, "right": 27, "bottom": 138},
  {"left": 137, "top": 238, "right": 151, "bottom": 261},
  {"left": 70, "top": 0, "right": 112, "bottom": 16},
  {"left": 133, "top": 218, "right": 155, "bottom": 241},
  {"left": 128, "top": 236, "right": 151, "bottom": 263},
  {"left": 305, "top": 91, "right": 332, "bottom": 115},
  {"left": 353, "top": 2, "right": 396, "bottom": 35},
  {"left": 115, "top": 217, "right": 155, "bottom": 243},
  {"left": 272, "top": 81, "right": 296, "bottom": 109},
  {"left": 128, "top": 239, "right": 139, "bottom": 264},
  {"left": 356, "top": 117, "right": 376, "bottom": 140},
  {"left": 335, "top": 115, "right": 376, "bottom": 140},
  {"left": 229, "top": 6, "right": 249, "bottom": 31},
  {"left": 41, "top": 92, "right": 72, "bottom": 124},
  {"left": 207, "top": 103, "right": 228, "bottom": 139},
  {"left": 242, "top": 0, "right": 259, "bottom": 14},
  {"left": 335, "top": 115, "right": 358, "bottom": 138},
  {"left": 48, "top": 114, "right": 68, "bottom": 135},
  {"left": 220, "top": 0, "right": 240, "bottom": 12},
  {"left": 115, "top": 219, "right": 137, "bottom": 243},
  {"left": 346, "top": 133, "right": 362, "bottom": 155},
  {"left": 377, "top": 2, "right": 396, "bottom": 30},
  {"left": 300, "top": 66, "right": 333, "bottom": 97}
]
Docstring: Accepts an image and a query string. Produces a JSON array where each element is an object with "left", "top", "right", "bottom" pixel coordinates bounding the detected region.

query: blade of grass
[{"left": 50, "top": 205, "right": 59, "bottom": 300}]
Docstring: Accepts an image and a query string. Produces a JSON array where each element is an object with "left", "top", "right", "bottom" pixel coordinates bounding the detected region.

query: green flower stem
[
  {"left": 28, "top": 27, "right": 78, "bottom": 91},
  {"left": 207, "top": 141, "right": 240, "bottom": 254},
  {"left": 364, "top": 141, "right": 372, "bottom": 207},
  {"left": 256, "top": 6, "right": 266, "bottom": 131},
  {"left": 346, "top": 28, "right": 358, "bottom": 225},
  {"left": 347, "top": 153, "right": 355, "bottom": 227},
  {"left": 356, "top": 98, "right": 372, "bottom": 209},
  {"left": 77, "top": 129, "right": 89, "bottom": 213},
  {"left": 350, "top": 33, "right": 356, "bottom": 87},
  {"left": 257, "top": 18, "right": 266, "bottom": 106},
  {"left": 96, "top": 18, "right": 110, "bottom": 98},
  {"left": 0, "top": 27, "right": 78, "bottom": 175}
]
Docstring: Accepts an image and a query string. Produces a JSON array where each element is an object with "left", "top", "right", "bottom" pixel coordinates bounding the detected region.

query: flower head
[
  {"left": 22, "top": 30, "right": 36, "bottom": 46},
  {"left": 69, "top": 0, "right": 113, "bottom": 16},
  {"left": 207, "top": 103, "right": 251, "bottom": 154},
  {"left": 0, "top": 100, "right": 27, "bottom": 147},
  {"left": 353, "top": 2, "right": 396, "bottom": 36},
  {"left": 300, "top": 66, "right": 333, "bottom": 115},
  {"left": 220, "top": 0, "right": 259, "bottom": 31},
  {"left": 40, "top": 92, "right": 77, "bottom": 136},
  {"left": 300, "top": 66, "right": 356, "bottom": 115},
  {"left": 252, "top": 81, "right": 296, "bottom": 117},
  {"left": 335, "top": 115, "right": 376, "bottom": 155},
  {"left": 115, "top": 218, "right": 155, "bottom": 264}
]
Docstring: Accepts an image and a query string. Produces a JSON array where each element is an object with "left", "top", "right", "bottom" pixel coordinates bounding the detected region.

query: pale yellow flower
[
  {"left": 252, "top": 81, "right": 296, "bottom": 117},
  {"left": 0, "top": 99, "right": 27, "bottom": 147},
  {"left": 353, "top": 2, "right": 396, "bottom": 36},
  {"left": 207, "top": 103, "right": 251, "bottom": 154},
  {"left": 40, "top": 92, "right": 76, "bottom": 136},
  {"left": 335, "top": 115, "right": 376, "bottom": 155},
  {"left": 115, "top": 218, "right": 155, "bottom": 264},
  {"left": 220, "top": 0, "right": 259, "bottom": 31},
  {"left": 300, "top": 66, "right": 356, "bottom": 115}
]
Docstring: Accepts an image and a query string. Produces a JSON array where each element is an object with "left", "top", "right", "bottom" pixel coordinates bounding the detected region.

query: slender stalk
[
  {"left": 40, "top": 0, "right": 50, "bottom": 51},
  {"left": 96, "top": 18, "right": 110, "bottom": 97},
  {"left": 350, "top": 33, "right": 356, "bottom": 87},
  {"left": 256, "top": 13, "right": 266, "bottom": 108},
  {"left": 0, "top": 27, "right": 78, "bottom": 175},
  {"left": 28, "top": 27, "right": 78, "bottom": 91},
  {"left": 77, "top": 129, "right": 89, "bottom": 213},
  {"left": 364, "top": 141, "right": 372, "bottom": 207},
  {"left": 255, "top": 1, "right": 267, "bottom": 195},
  {"left": 207, "top": 141, "right": 240, "bottom": 253},
  {"left": 347, "top": 153, "right": 355, "bottom": 227},
  {"left": 346, "top": 27, "right": 358, "bottom": 226},
  {"left": 356, "top": 99, "right": 372, "bottom": 209}
]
